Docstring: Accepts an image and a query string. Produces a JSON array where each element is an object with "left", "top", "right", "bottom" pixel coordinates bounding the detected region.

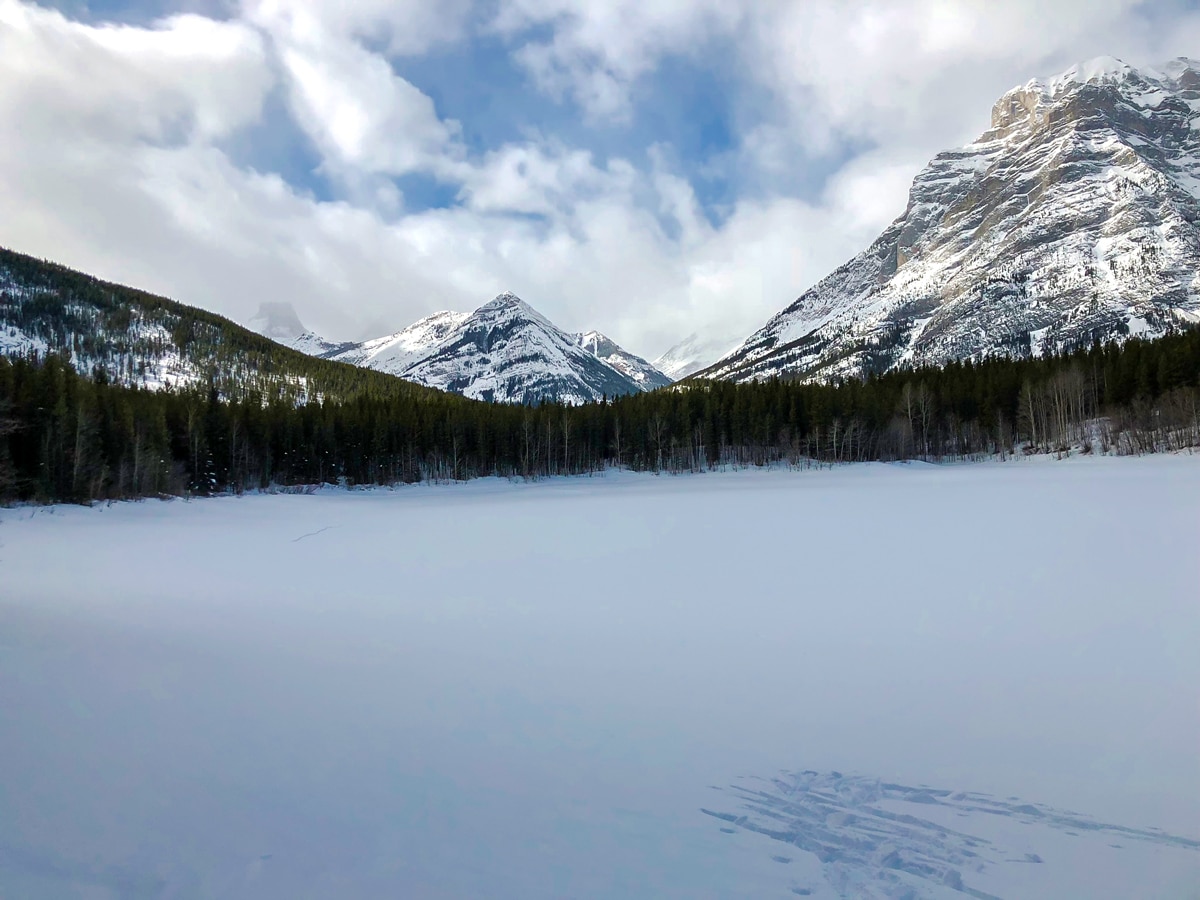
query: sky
[{"left": 1, "top": 1, "right": 1199, "bottom": 359}]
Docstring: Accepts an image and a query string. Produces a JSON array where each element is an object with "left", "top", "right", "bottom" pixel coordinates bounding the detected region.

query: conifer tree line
[{"left": 1, "top": 326, "right": 1197, "bottom": 504}]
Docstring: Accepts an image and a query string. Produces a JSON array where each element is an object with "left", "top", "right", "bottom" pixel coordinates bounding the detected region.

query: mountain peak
[
  {"left": 654, "top": 333, "right": 740, "bottom": 380},
  {"left": 485, "top": 291, "right": 524, "bottom": 308},
  {"left": 575, "top": 331, "right": 673, "bottom": 390},
  {"left": 706, "top": 55, "right": 1200, "bottom": 384},
  {"left": 248, "top": 302, "right": 307, "bottom": 343},
  {"left": 998, "top": 57, "right": 1200, "bottom": 122},
  {"left": 1152, "top": 56, "right": 1200, "bottom": 81},
  {"left": 577, "top": 330, "right": 615, "bottom": 356},
  {"left": 1047, "top": 55, "right": 1134, "bottom": 88},
  {"left": 401, "top": 296, "right": 642, "bottom": 403}
]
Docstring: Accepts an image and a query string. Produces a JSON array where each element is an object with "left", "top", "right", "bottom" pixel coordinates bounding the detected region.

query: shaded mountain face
[
  {"left": 248, "top": 302, "right": 352, "bottom": 357},
  {"left": 575, "top": 330, "right": 673, "bottom": 390},
  {"left": 399, "top": 293, "right": 642, "bottom": 403},
  {"left": 706, "top": 56, "right": 1200, "bottom": 384},
  {"left": 248, "top": 302, "right": 306, "bottom": 343},
  {"left": 653, "top": 333, "right": 740, "bottom": 380}
]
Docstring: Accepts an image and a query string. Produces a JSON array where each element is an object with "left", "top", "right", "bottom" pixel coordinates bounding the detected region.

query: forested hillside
[
  {"left": 0, "top": 248, "right": 441, "bottom": 405},
  {"left": 2, "top": 328, "right": 1197, "bottom": 504}
]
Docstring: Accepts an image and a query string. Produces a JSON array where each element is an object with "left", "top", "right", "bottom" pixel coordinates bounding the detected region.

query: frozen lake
[{"left": 2, "top": 457, "right": 1198, "bottom": 898}]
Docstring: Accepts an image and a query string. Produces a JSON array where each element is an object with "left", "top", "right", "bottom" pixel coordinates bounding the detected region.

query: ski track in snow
[
  {"left": 703, "top": 770, "right": 1200, "bottom": 899},
  {"left": 290, "top": 525, "right": 336, "bottom": 543}
]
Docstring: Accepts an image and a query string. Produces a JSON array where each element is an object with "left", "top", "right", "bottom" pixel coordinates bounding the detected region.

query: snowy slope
[
  {"left": 0, "top": 245, "right": 652, "bottom": 405},
  {"left": 323, "top": 310, "right": 470, "bottom": 375},
  {"left": 401, "top": 293, "right": 642, "bottom": 403},
  {"left": 706, "top": 57, "right": 1200, "bottom": 383},
  {"left": 575, "top": 330, "right": 673, "bottom": 390},
  {"left": 0, "top": 251, "right": 439, "bottom": 403},
  {"left": 0, "top": 258, "right": 253, "bottom": 394}
]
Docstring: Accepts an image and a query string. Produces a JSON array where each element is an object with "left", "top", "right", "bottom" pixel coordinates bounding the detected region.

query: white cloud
[
  {"left": 242, "top": 0, "right": 473, "bottom": 56},
  {"left": 492, "top": 0, "right": 1200, "bottom": 171},
  {"left": 493, "top": 0, "right": 742, "bottom": 122},
  {"left": 243, "top": 0, "right": 469, "bottom": 185},
  {"left": 0, "top": 1, "right": 270, "bottom": 144},
  {"left": 455, "top": 143, "right": 637, "bottom": 217}
]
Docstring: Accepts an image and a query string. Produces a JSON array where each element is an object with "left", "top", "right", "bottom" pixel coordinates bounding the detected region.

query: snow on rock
[
  {"left": 706, "top": 57, "right": 1200, "bottom": 384},
  {"left": 575, "top": 330, "right": 673, "bottom": 390},
  {"left": 324, "top": 310, "right": 470, "bottom": 375}
]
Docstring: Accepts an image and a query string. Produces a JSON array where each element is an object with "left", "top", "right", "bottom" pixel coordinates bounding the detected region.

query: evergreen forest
[{"left": 2, "top": 327, "right": 1198, "bottom": 504}]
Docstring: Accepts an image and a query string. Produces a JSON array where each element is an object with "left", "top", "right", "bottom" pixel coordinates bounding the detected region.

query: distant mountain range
[
  {"left": 255, "top": 295, "right": 672, "bottom": 404},
  {"left": 0, "top": 245, "right": 671, "bottom": 405},
  {"left": 703, "top": 56, "right": 1200, "bottom": 383},
  {"left": 4, "top": 57, "right": 1200, "bottom": 404}
]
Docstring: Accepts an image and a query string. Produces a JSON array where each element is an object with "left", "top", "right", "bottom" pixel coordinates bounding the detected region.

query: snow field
[{"left": 1, "top": 456, "right": 1198, "bottom": 898}]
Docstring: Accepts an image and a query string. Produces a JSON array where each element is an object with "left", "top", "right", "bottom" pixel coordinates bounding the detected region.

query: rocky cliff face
[
  {"left": 575, "top": 331, "right": 673, "bottom": 390},
  {"left": 705, "top": 57, "right": 1200, "bottom": 383}
]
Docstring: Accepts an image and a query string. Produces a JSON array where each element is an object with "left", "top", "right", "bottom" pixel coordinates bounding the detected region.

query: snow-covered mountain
[
  {"left": 705, "top": 56, "right": 1200, "bottom": 384},
  {"left": 287, "top": 298, "right": 667, "bottom": 403},
  {"left": 575, "top": 331, "right": 672, "bottom": 390},
  {"left": 247, "top": 302, "right": 306, "bottom": 344},
  {"left": 653, "top": 333, "right": 740, "bottom": 380},
  {"left": 397, "top": 293, "right": 642, "bottom": 403}
]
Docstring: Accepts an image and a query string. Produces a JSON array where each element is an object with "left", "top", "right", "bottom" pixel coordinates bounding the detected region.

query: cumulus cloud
[
  {"left": 0, "top": 2, "right": 270, "bottom": 143},
  {"left": 2, "top": 0, "right": 1200, "bottom": 361},
  {"left": 492, "top": 0, "right": 742, "bottom": 122}
]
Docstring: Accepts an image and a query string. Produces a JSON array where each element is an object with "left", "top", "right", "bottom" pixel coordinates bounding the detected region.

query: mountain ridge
[
  {"left": 703, "top": 56, "right": 1200, "bottom": 384},
  {"left": 574, "top": 330, "right": 673, "bottom": 391}
]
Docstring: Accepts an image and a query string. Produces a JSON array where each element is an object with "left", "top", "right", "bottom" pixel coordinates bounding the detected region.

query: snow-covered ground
[{"left": 1, "top": 457, "right": 1198, "bottom": 898}]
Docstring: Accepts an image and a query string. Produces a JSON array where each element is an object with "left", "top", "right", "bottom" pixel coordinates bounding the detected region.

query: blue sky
[
  {"left": 35, "top": 0, "right": 892, "bottom": 224},
  {"left": 3, "top": 0, "right": 1200, "bottom": 356}
]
